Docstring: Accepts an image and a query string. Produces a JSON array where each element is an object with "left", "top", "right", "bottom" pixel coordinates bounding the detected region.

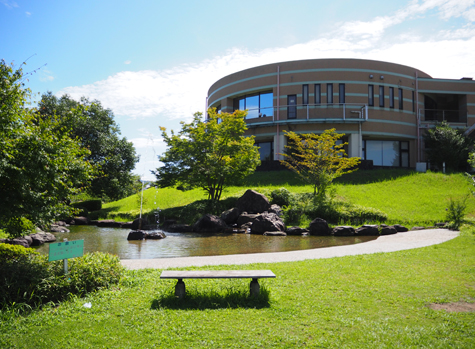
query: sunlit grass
[{"left": 2, "top": 226, "right": 474, "bottom": 348}]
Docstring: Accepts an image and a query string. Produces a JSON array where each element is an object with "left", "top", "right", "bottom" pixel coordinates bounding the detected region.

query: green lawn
[
  {"left": 1, "top": 227, "right": 474, "bottom": 348},
  {"left": 100, "top": 169, "right": 475, "bottom": 227},
  {"left": 1, "top": 169, "right": 475, "bottom": 348}
]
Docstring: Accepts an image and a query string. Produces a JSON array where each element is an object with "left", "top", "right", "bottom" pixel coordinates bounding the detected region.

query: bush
[
  {"left": 270, "top": 188, "right": 293, "bottom": 207},
  {"left": 0, "top": 251, "right": 124, "bottom": 308},
  {"left": 1, "top": 217, "right": 36, "bottom": 238},
  {"left": 281, "top": 192, "right": 387, "bottom": 226},
  {"left": 446, "top": 196, "right": 468, "bottom": 230},
  {"left": 0, "top": 243, "right": 39, "bottom": 261}
]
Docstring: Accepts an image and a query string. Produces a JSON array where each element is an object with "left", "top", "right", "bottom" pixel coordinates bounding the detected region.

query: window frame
[
  {"left": 398, "top": 88, "right": 403, "bottom": 110},
  {"left": 389, "top": 87, "right": 394, "bottom": 108},
  {"left": 327, "top": 83, "right": 333, "bottom": 104},
  {"left": 368, "top": 84, "right": 374, "bottom": 107},
  {"left": 314, "top": 84, "right": 321, "bottom": 104},
  {"left": 379, "top": 85, "right": 384, "bottom": 107},
  {"left": 302, "top": 84, "right": 309, "bottom": 105},
  {"left": 339, "top": 83, "right": 345, "bottom": 104}
]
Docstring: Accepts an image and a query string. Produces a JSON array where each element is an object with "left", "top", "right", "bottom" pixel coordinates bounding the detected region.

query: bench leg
[
  {"left": 175, "top": 279, "right": 186, "bottom": 299},
  {"left": 250, "top": 278, "right": 260, "bottom": 297}
]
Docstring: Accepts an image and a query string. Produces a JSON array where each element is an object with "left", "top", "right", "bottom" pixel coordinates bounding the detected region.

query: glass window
[
  {"left": 379, "top": 86, "right": 384, "bottom": 107},
  {"left": 234, "top": 91, "right": 273, "bottom": 119},
  {"left": 412, "top": 90, "right": 415, "bottom": 112},
  {"left": 288, "top": 95, "right": 297, "bottom": 119},
  {"left": 339, "top": 84, "right": 345, "bottom": 104},
  {"left": 302, "top": 84, "right": 308, "bottom": 105},
  {"left": 315, "top": 84, "right": 321, "bottom": 104},
  {"left": 368, "top": 85, "right": 374, "bottom": 106},
  {"left": 327, "top": 83, "right": 333, "bottom": 104},
  {"left": 365, "top": 140, "right": 405, "bottom": 167},
  {"left": 389, "top": 87, "right": 394, "bottom": 108},
  {"left": 256, "top": 142, "right": 274, "bottom": 161},
  {"left": 260, "top": 92, "right": 273, "bottom": 117},
  {"left": 398, "top": 88, "right": 403, "bottom": 110}
]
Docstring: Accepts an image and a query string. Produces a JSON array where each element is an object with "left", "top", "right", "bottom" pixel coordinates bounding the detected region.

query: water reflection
[{"left": 34, "top": 225, "right": 377, "bottom": 259}]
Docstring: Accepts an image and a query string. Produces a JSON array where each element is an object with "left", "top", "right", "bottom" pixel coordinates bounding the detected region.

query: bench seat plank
[{"left": 160, "top": 270, "right": 275, "bottom": 279}]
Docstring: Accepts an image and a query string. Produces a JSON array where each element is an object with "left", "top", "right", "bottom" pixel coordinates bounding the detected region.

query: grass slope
[
  {"left": 99, "top": 170, "right": 475, "bottom": 227},
  {"left": 1, "top": 227, "right": 474, "bottom": 348}
]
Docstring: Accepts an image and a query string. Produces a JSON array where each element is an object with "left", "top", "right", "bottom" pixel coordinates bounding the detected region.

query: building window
[
  {"left": 412, "top": 90, "right": 415, "bottom": 112},
  {"left": 398, "top": 88, "right": 403, "bottom": 110},
  {"left": 368, "top": 85, "right": 374, "bottom": 106},
  {"left": 315, "top": 84, "right": 321, "bottom": 104},
  {"left": 339, "top": 83, "right": 345, "bottom": 104},
  {"left": 389, "top": 87, "right": 394, "bottom": 108},
  {"left": 364, "top": 140, "right": 409, "bottom": 167},
  {"left": 327, "top": 83, "right": 333, "bottom": 104},
  {"left": 233, "top": 91, "right": 273, "bottom": 119},
  {"left": 255, "top": 141, "right": 274, "bottom": 161},
  {"left": 302, "top": 84, "right": 309, "bottom": 105},
  {"left": 288, "top": 95, "right": 297, "bottom": 119},
  {"left": 379, "top": 86, "right": 384, "bottom": 107}
]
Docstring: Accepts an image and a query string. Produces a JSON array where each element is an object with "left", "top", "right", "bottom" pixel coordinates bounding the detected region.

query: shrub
[
  {"left": 446, "top": 196, "right": 468, "bottom": 230},
  {"left": 1, "top": 217, "right": 36, "bottom": 238},
  {"left": 0, "top": 243, "right": 39, "bottom": 261},
  {"left": 270, "top": 188, "right": 293, "bottom": 207},
  {"left": 0, "top": 251, "right": 124, "bottom": 308}
]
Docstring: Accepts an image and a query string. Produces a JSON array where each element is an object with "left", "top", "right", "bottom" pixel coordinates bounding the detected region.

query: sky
[{"left": 2, "top": 0, "right": 475, "bottom": 180}]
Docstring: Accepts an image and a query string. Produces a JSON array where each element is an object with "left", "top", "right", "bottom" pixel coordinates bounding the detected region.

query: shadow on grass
[{"left": 151, "top": 287, "right": 271, "bottom": 310}]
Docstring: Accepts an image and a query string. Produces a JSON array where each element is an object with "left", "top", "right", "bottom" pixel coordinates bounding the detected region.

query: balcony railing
[
  {"left": 421, "top": 109, "right": 467, "bottom": 124},
  {"left": 243, "top": 103, "right": 368, "bottom": 124}
]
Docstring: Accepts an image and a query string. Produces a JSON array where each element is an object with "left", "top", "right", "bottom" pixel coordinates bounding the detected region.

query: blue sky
[{"left": 2, "top": 0, "right": 475, "bottom": 180}]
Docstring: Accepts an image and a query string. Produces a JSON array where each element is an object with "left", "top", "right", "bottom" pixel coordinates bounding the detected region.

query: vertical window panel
[
  {"left": 368, "top": 85, "right": 374, "bottom": 106},
  {"left": 327, "top": 83, "right": 333, "bottom": 104},
  {"left": 315, "top": 84, "right": 321, "bottom": 104},
  {"left": 339, "top": 83, "right": 345, "bottom": 104},
  {"left": 398, "top": 88, "right": 403, "bottom": 110},
  {"left": 302, "top": 84, "right": 309, "bottom": 105},
  {"left": 389, "top": 87, "right": 394, "bottom": 108},
  {"left": 379, "top": 85, "right": 385, "bottom": 107}
]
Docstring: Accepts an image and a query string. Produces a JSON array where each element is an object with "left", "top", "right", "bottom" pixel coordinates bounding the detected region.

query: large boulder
[
  {"left": 144, "top": 231, "right": 166, "bottom": 239},
  {"left": 72, "top": 216, "right": 89, "bottom": 225},
  {"left": 30, "top": 232, "right": 56, "bottom": 246},
  {"left": 127, "top": 230, "right": 145, "bottom": 240},
  {"left": 250, "top": 212, "right": 285, "bottom": 234},
  {"left": 356, "top": 225, "right": 379, "bottom": 236},
  {"left": 221, "top": 207, "right": 241, "bottom": 225},
  {"left": 332, "top": 226, "right": 356, "bottom": 236},
  {"left": 193, "top": 214, "right": 226, "bottom": 233},
  {"left": 308, "top": 218, "right": 331, "bottom": 236},
  {"left": 393, "top": 224, "right": 409, "bottom": 232},
  {"left": 268, "top": 204, "right": 283, "bottom": 217},
  {"left": 49, "top": 224, "right": 70, "bottom": 233},
  {"left": 285, "top": 226, "right": 310, "bottom": 236},
  {"left": 9, "top": 237, "right": 31, "bottom": 248},
  {"left": 236, "top": 213, "right": 260, "bottom": 227},
  {"left": 236, "top": 190, "right": 271, "bottom": 214},
  {"left": 380, "top": 225, "right": 397, "bottom": 235}
]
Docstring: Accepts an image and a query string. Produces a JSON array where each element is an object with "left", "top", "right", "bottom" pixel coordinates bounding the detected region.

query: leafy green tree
[
  {"left": 38, "top": 92, "right": 139, "bottom": 201},
  {"left": 280, "top": 129, "right": 360, "bottom": 198},
  {"left": 424, "top": 121, "right": 472, "bottom": 171},
  {"left": 0, "top": 60, "right": 95, "bottom": 237},
  {"left": 154, "top": 108, "right": 260, "bottom": 202}
]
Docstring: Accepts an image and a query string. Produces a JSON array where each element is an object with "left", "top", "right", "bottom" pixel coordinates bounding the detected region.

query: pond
[{"left": 34, "top": 225, "right": 378, "bottom": 259}]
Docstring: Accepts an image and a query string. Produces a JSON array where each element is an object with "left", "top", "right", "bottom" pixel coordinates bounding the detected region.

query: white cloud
[
  {"left": 25, "top": 11, "right": 31, "bottom": 17},
  {"left": 124, "top": 60, "right": 132, "bottom": 65},
  {"left": 130, "top": 137, "right": 163, "bottom": 149},
  {"left": 1, "top": 0, "right": 18, "bottom": 9}
]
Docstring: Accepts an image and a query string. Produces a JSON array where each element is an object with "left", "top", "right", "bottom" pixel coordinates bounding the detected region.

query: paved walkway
[{"left": 121, "top": 229, "right": 459, "bottom": 270}]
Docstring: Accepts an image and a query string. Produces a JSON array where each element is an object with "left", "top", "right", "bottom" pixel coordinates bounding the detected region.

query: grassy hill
[{"left": 98, "top": 169, "right": 475, "bottom": 228}]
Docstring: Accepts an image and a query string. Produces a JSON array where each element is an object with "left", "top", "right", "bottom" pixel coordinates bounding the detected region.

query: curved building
[{"left": 207, "top": 59, "right": 475, "bottom": 168}]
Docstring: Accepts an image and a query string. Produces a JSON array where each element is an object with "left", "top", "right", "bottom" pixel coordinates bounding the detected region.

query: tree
[
  {"left": 38, "top": 93, "right": 139, "bottom": 201},
  {"left": 423, "top": 121, "right": 472, "bottom": 172},
  {"left": 280, "top": 129, "right": 360, "bottom": 198},
  {"left": 0, "top": 60, "right": 95, "bottom": 237},
  {"left": 153, "top": 108, "right": 260, "bottom": 202}
]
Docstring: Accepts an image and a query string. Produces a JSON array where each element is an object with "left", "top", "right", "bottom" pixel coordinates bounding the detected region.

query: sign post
[{"left": 48, "top": 239, "right": 84, "bottom": 274}]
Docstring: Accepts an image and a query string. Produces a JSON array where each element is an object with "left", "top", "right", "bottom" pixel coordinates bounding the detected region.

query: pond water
[{"left": 34, "top": 225, "right": 378, "bottom": 259}]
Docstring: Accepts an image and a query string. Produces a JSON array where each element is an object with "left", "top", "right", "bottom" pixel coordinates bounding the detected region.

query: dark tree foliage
[
  {"left": 0, "top": 60, "right": 95, "bottom": 237},
  {"left": 38, "top": 92, "right": 139, "bottom": 201},
  {"left": 423, "top": 121, "right": 472, "bottom": 171}
]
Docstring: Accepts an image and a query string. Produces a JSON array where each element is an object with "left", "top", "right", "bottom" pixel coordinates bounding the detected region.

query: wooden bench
[{"left": 160, "top": 270, "right": 276, "bottom": 298}]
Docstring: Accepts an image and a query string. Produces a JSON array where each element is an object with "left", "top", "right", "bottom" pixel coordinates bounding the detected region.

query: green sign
[{"left": 49, "top": 239, "right": 84, "bottom": 262}]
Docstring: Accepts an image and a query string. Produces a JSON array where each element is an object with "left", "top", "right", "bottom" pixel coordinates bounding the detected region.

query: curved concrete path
[{"left": 121, "top": 229, "right": 459, "bottom": 270}]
